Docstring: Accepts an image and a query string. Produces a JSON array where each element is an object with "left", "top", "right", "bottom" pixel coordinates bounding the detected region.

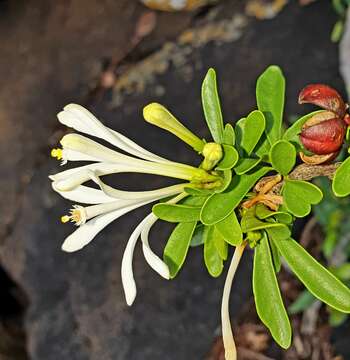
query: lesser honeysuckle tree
[{"left": 50, "top": 66, "right": 350, "bottom": 359}]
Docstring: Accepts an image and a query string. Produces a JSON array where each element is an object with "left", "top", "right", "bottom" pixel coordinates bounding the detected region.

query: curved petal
[
  {"left": 51, "top": 183, "right": 116, "bottom": 204},
  {"left": 121, "top": 215, "right": 151, "bottom": 306},
  {"left": 58, "top": 104, "right": 170, "bottom": 163},
  {"left": 88, "top": 170, "right": 185, "bottom": 200},
  {"left": 221, "top": 244, "right": 245, "bottom": 360},
  {"left": 140, "top": 214, "right": 170, "bottom": 279}
]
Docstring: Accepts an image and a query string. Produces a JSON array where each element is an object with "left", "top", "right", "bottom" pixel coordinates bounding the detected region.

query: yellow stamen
[
  {"left": 51, "top": 148, "right": 63, "bottom": 160},
  {"left": 60, "top": 207, "right": 85, "bottom": 225},
  {"left": 61, "top": 215, "right": 70, "bottom": 223}
]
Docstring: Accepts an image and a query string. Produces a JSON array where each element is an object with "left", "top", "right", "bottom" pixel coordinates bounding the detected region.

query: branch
[{"left": 265, "top": 162, "right": 341, "bottom": 195}]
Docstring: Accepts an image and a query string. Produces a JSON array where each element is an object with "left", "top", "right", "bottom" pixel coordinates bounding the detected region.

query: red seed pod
[
  {"left": 300, "top": 112, "right": 346, "bottom": 155},
  {"left": 298, "top": 84, "right": 347, "bottom": 119}
]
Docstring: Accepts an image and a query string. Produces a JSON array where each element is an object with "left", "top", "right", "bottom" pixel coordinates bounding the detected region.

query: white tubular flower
[
  {"left": 57, "top": 103, "right": 170, "bottom": 163},
  {"left": 121, "top": 193, "right": 187, "bottom": 306},
  {"left": 221, "top": 244, "right": 246, "bottom": 360},
  {"left": 60, "top": 180, "right": 187, "bottom": 253},
  {"left": 50, "top": 159, "right": 216, "bottom": 192}
]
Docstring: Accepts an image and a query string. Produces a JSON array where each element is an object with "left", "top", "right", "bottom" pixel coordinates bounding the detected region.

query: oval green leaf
[
  {"left": 223, "top": 123, "right": 235, "bottom": 145},
  {"left": 213, "top": 227, "right": 228, "bottom": 260},
  {"left": 200, "top": 167, "right": 271, "bottom": 225},
  {"left": 253, "top": 233, "right": 291, "bottom": 348},
  {"left": 273, "top": 238, "right": 350, "bottom": 313},
  {"left": 255, "top": 203, "right": 293, "bottom": 224},
  {"left": 163, "top": 222, "right": 197, "bottom": 278},
  {"left": 216, "top": 144, "right": 239, "bottom": 170},
  {"left": 241, "top": 110, "right": 266, "bottom": 156},
  {"left": 283, "top": 180, "right": 323, "bottom": 218},
  {"left": 215, "top": 211, "right": 243, "bottom": 246},
  {"left": 204, "top": 226, "right": 224, "bottom": 277},
  {"left": 153, "top": 203, "right": 201, "bottom": 223},
  {"left": 190, "top": 224, "right": 205, "bottom": 247},
  {"left": 201, "top": 68, "right": 224, "bottom": 143},
  {"left": 256, "top": 65, "right": 285, "bottom": 145},
  {"left": 332, "top": 157, "right": 350, "bottom": 197},
  {"left": 270, "top": 140, "right": 296, "bottom": 175}
]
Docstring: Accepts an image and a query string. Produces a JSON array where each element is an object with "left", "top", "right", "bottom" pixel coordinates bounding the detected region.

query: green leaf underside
[
  {"left": 333, "top": 157, "right": 350, "bottom": 197},
  {"left": 204, "top": 226, "right": 224, "bottom": 277},
  {"left": 200, "top": 167, "right": 271, "bottom": 225},
  {"left": 190, "top": 224, "right": 205, "bottom": 247},
  {"left": 255, "top": 203, "right": 293, "bottom": 224},
  {"left": 202, "top": 68, "right": 224, "bottom": 143},
  {"left": 164, "top": 222, "right": 197, "bottom": 278},
  {"left": 213, "top": 227, "right": 228, "bottom": 260},
  {"left": 235, "top": 158, "right": 262, "bottom": 175},
  {"left": 216, "top": 145, "right": 239, "bottom": 170},
  {"left": 256, "top": 65, "right": 285, "bottom": 145},
  {"left": 153, "top": 203, "right": 201, "bottom": 222},
  {"left": 253, "top": 234, "right": 291, "bottom": 348},
  {"left": 283, "top": 111, "right": 323, "bottom": 144},
  {"left": 241, "top": 110, "right": 266, "bottom": 156},
  {"left": 283, "top": 180, "right": 323, "bottom": 217},
  {"left": 223, "top": 123, "right": 235, "bottom": 145},
  {"left": 288, "top": 290, "right": 317, "bottom": 314},
  {"left": 215, "top": 211, "right": 243, "bottom": 246},
  {"left": 273, "top": 238, "right": 350, "bottom": 313},
  {"left": 270, "top": 140, "right": 296, "bottom": 175}
]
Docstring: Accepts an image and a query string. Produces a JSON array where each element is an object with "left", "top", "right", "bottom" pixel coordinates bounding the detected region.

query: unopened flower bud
[
  {"left": 201, "top": 142, "right": 223, "bottom": 170},
  {"left": 300, "top": 111, "right": 346, "bottom": 155},
  {"left": 298, "top": 84, "right": 347, "bottom": 119}
]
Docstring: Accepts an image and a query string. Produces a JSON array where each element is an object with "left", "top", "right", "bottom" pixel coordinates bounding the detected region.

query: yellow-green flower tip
[{"left": 202, "top": 142, "right": 223, "bottom": 162}]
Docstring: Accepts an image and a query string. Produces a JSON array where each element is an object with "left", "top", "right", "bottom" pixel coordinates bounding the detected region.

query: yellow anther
[
  {"left": 51, "top": 148, "right": 63, "bottom": 160},
  {"left": 61, "top": 215, "right": 70, "bottom": 223}
]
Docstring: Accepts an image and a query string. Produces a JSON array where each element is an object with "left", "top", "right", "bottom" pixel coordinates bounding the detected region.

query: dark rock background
[{"left": 0, "top": 1, "right": 347, "bottom": 359}]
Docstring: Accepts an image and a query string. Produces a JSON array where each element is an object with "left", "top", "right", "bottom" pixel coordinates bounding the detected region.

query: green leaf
[
  {"left": 328, "top": 308, "right": 348, "bottom": 326},
  {"left": 204, "top": 226, "right": 224, "bottom": 277},
  {"left": 234, "top": 117, "right": 245, "bottom": 152},
  {"left": 288, "top": 290, "right": 317, "bottom": 314},
  {"left": 270, "top": 140, "right": 296, "bottom": 175},
  {"left": 331, "top": 20, "right": 344, "bottom": 43},
  {"left": 164, "top": 222, "right": 197, "bottom": 278},
  {"left": 283, "top": 180, "right": 323, "bottom": 218},
  {"left": 273, "top": 238, "right": 350, "bottom": 313},
  {"left": 255, "top": 203, "right": 293, "bottom": 224},
  {"left": 255, "top": 134, "right": 271, "bottom": 158},
  {"left": 213, "top": 227, "right": 228, "bottom": 260},
  {"left": 201, "top": 68, "right": 224, "bottom": 143},
  {"left": 256, "top": 65, "right": 285, "bottom": 145},
  {"left": 253, "top": 233, "right": 291, "bottom": 348},
  {"left": 332, "top": 157, "right": 350, "bottom": 197},
  {"left": 184, "top": 187, "right": 213, "bottom": 197},
  {"left": 215, "top": 169, "right": 232, "bottom": 193},
  {"left": 190, "top": 224, "right": 205, "bottom": 247},
  {"left": 180, "top": 195, "right": 208, "bottom": 206},
  {"left": 241, "top": 110, "right": 266, "bottom": 156},
  {"left": 268, "top": 234, "right": 281, "bottom": 273},
  {"left": 283, "top": 111, "right": 323, "bottom": 145},
  {"left": 234, "top": 158, "right": 262, "bottom": 175},
  {"left": 241, "top": 207, "right": 291, "bottom": 234},
  {"left": 216, "top": 144, "right": 239, "bottom": 170},
  {"left": 200, "top": 167, "right": 271, "bottom": 225},
  {"left": 223, "top": 123, "right": 235, "bottom": 145},
  {"left": 215, "top": 211, "right": 243, "bottom": 246},
  {"left": 330, "top": 263, "right": 350, "bottom": 281},
  {"left": 153, "top": 203, "right": 201, "bottom": 222}
]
